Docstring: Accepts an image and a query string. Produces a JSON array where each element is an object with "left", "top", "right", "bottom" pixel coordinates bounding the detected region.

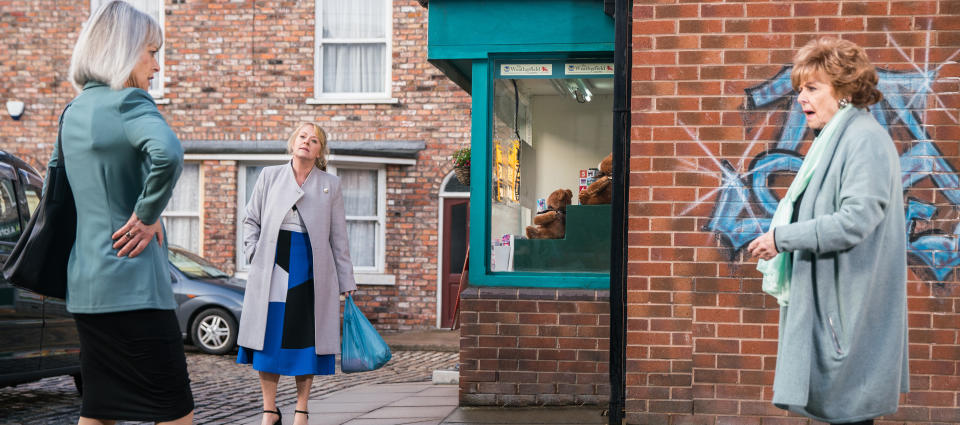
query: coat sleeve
[
  {"left": 120, "top": 89, "right": 184, "bottom": 225},
  {"left": 328, "top": 178, "right": 358, "bottom": 293},
  {"left": 775, "top": 130, "right": 895, "bottom": 254},
  {"left": 243, "top": 171, "right": 267, "bottom": 264}
]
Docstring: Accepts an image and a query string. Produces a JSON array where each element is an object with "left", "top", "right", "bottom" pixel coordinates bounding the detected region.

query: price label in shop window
[{"left": 500, "top": 64, "right": 553, "bottom": 76}]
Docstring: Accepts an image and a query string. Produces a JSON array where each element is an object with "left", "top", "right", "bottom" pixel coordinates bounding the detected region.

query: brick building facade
[
  {"left": 421, "top": 0, "right": 960, "bottom": 423},
  {"left": 0, "top": 0, "right": 471, "bottom": 330},
  {"left": 627, "top": 1, "right": 960, "bottom": 423}
]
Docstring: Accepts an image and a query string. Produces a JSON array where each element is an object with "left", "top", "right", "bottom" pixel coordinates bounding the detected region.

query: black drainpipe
[{"left": 609, "top": 0, "right": 631, "bottom": 424}]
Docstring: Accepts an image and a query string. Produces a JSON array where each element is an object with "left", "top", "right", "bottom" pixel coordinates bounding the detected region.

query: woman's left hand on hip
[{"left": 111, "top": 212, "right": 164, "bottom": 258}]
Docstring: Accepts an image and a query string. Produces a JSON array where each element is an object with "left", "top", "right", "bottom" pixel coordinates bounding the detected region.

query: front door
[{"left": 440, "top": 198, "right": 469, "bottom": 328}]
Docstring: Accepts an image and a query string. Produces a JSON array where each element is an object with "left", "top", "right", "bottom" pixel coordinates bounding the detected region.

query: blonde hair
[
  {"left": 286, "top": 123, "right": 329, "bottom": 171},
  {"left": 69, "top": 1, "right": 163, "bottom": 91},
  {"left": 791, "top": 37, "right": 883, "bottom": 108}
]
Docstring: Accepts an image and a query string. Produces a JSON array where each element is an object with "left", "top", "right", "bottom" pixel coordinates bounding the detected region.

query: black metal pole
[{"left": 609, "top": 0, "right": 631, "bottom": 424}]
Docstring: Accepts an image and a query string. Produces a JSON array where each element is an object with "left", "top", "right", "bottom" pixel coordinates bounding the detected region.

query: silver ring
[{"left": 125, "top": 231, "right": 132, "bottom": 238}]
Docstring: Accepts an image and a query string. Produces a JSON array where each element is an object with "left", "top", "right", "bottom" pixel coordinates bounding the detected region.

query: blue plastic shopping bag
[{"left": 341, "top": 295, "right": 391, "bottom": 373}]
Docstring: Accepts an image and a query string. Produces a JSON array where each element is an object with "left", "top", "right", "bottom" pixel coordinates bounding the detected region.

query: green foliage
[{"left": 452, "top": 147, "right": 470, "bottom": 168}]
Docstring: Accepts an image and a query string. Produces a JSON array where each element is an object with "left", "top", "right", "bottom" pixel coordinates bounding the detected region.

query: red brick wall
[
  {"left": 629, "top": 1, "right": 960, "bottom": 424},
  {"left": 459, "top": 287, "right": 611, "bottom": 406},
  {"left": 0, "top": 1, "right": 471, "bottom": 330}
]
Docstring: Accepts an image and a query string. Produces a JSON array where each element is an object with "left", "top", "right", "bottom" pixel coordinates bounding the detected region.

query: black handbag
[{"left": 2, "top": 105, "right": 76, "bottom": 299}]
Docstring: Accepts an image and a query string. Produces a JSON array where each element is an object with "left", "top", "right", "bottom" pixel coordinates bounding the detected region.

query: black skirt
[{"left": 74, "top": 309, "right": 194, "bottom": 421}]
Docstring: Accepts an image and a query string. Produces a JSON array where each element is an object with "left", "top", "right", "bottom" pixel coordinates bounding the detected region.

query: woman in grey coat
[
  {"left": 237, "top": 123, "right": 357, "bottom": 425},
  {"left": 748, "top": 38, "right": 908, "bottom": 425}
]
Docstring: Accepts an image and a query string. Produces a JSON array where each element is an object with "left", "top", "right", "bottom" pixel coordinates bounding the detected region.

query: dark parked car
[{"left": 0, "top": 151, "right": 244, "bottom": 390}]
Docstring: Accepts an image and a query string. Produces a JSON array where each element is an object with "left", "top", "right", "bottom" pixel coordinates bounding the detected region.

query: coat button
[{"left": 323, "top": 187, "right": 329, "bottom": 193}]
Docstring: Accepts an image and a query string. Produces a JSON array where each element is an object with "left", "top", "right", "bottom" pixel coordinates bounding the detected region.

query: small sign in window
[
  {"left": 564, "top": 63, "right": 614, "bottom": 75},
  {"left": 500, "top": 64, "right": 553, "bottom": 76}
]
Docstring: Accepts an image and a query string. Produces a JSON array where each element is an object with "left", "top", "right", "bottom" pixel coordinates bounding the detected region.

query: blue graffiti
[{"left": 706, "top": 65, "right": 960, "bottom": 280}]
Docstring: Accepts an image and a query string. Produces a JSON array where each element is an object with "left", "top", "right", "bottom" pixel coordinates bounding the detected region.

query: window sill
[
  {"left": 306, "top": 97, "right": 399, "bottom": 105},
  {"left": 355, "top": 273, "right": 396, "bottom": 286},
  {"left": 153, "top": 97, "right": 170, "bottom": 105}
]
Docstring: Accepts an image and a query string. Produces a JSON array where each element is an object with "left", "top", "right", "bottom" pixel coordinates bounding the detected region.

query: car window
[
  {"left": 168, "top": 247, "right": 230, "bottom": 279},
  {"left": 19, "top": 169, "right": 42, "bottom": 217},
  {"left": 0, "top": 178, "right": 21, "bottom": 251}
]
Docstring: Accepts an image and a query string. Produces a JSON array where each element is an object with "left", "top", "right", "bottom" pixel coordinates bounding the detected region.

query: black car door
[{"left": 0, "top": 163, "right": 42, "bottom": 378}]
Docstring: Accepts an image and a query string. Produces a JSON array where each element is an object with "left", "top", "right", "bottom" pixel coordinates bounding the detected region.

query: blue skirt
[{"left": 237, "top": 230, "right": 335, "bottom": 376}]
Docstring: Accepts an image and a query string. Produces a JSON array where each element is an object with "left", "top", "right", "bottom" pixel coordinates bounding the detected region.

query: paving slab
[
  {"left": 417, "top": 385, "right": 459, "bottom": 397},
  {"left": 387, "top": 396, "right": 459, "bottom": 407},
  {"left": 307, "top": 401, "right": 375, "bottom": 413},
  {"left": 358, "top": 405, "right": 458, "bottom": 419},
  {"left": 343, "top": 418, "right": 442, "bottom": 425},
  {"left": 440, "top": 406, "right": 607, "bottom": 424}
]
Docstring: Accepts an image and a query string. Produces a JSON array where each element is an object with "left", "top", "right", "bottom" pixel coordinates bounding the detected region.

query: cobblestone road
[{"left": 0, "top": 348, "right": 458, "bottom": 425}]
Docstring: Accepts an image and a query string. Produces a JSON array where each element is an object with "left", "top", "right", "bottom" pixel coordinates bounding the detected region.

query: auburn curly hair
[{"left": 791, "top": 37, "right": 883, "bottom": 108}]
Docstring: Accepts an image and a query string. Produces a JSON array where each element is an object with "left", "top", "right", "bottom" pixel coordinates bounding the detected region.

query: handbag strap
[{"left": 54, "top": 104, "right": 72, "bottom": 168}]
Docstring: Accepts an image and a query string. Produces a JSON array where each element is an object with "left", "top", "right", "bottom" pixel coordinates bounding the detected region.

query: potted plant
[{"left": 452, "top": 147, "right": 470, "bottom": 185}]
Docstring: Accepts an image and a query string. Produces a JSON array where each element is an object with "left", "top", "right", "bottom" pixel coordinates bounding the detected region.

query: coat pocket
[{"left": 827, "top": 315, "right": 846, "bottom": 357}]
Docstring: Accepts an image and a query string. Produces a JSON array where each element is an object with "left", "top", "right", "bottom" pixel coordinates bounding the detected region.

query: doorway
[{"left": 438, "top": 173, "right": 469, "bottom": 328}]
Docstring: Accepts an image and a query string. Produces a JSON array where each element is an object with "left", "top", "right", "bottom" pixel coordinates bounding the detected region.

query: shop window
[
  {"left": 237, "top": 162, "right": 386, "bottom": 274},
  {"left": 311, "top": 0, "right": 394, "bottom": 104},
  {"left": 487, "top": 60, "right": 614, "bottom": 276},
  {"left": 91, "top": 0, "right": 166, "bottom": 99},
  {"left": 162, "top": 162, "right": 201, "bottom": 254}
]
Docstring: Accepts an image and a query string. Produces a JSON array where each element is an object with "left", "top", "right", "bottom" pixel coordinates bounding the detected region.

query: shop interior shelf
[{"left": 512, "top": 204, "right": 611, "bottom": 272}]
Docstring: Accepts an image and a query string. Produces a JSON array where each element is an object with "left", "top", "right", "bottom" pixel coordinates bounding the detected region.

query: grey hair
[{"left": 69, "top": 1, "right": 163, "bottom": 91}]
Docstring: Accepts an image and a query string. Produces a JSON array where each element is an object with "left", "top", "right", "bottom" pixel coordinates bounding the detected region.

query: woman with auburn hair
[
  {"left": 62, "top": 1, "right": 192, "bottom": 424},
  {"left": 237, "top": 123, "right": 357, "bottom": 425},
  {"left": 748, "top": 37, "right": 907, "bottom": 425}
]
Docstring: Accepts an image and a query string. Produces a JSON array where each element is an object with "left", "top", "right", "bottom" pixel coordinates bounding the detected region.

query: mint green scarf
[{"left": 758, "top": 105, "right": 853, "bottom": 306}]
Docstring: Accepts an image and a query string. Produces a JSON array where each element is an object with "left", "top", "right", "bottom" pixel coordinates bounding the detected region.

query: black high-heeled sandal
[
  {"left": 295, "top": 409, "right": 309, "bottom": 419},
  {"left": 264, "top": 409, "right": 282, "bottom": 425}
]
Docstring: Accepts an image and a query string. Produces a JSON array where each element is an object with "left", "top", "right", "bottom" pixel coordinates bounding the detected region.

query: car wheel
[
  {"left": 190, "top": 308, "right": 237, "bottom": 355},
  {"left": 73, "top": 374, "right": 83, "bottom": 395}
]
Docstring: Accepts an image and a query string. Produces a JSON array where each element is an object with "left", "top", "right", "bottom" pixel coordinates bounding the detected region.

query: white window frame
[
  {"left": 90, "top": 0, "right": 167, "bottom": 101},
  {"left": 309, "top": 0, "right": 396, "bottom": 104},
  {"left": 161, "top": 161, "right": 202, "bottom": 255},
  {"left": 327, "top": 164, "right": 387, "bottom": 275},
  {"left": 233, "top": 158, "right": 392, "bottom": 284}
]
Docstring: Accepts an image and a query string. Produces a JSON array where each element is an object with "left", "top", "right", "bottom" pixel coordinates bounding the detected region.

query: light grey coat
[
  {"left": 772, "top": 108, "right": 909, "bottom": 422},
  {"left": 237, "top": 163, "right": 357, "bottom": 355}
]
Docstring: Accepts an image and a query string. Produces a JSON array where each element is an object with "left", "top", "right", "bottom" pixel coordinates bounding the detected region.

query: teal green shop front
[{"left": 423, "top": 0, "right": 618, "bottom": 408}]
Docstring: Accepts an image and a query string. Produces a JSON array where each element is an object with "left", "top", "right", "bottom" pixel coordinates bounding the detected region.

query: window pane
[
  {"left": 322, "top": 44, "right": 385, "bottom": 94},
  {"left": 0, "top": 179, "right": 20, "bottom": 247},
  {"left": 322, "top": 0, "right": 386, "bottom": 39},
  {"left": 24, "top": 187, "right": 40, "bottom": 217},
  {"left": 167, "top": 163, "right": 199, "bottom": 212},
  {"left": 163, "top": 163, "right": 199, "bottom": 254},
  {"left": 245, "top": 166, "right": 265, "bottom": 203},
  {"left": 164, "top": 217, "right": 200, "bottom": 254},
  {"left": 490, "top": 77, "right": 613, "bottom": 273},
  {"left": 339, "top": 169, "right": 377, "bottom": 216},
  {"left": 347, "top": 221, "right": 376, "bottom": 267}
]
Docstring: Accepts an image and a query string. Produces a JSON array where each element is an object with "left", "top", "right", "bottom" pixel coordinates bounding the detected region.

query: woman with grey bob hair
[
  {"left": 69, "top": 1, "right": 162, "bottom": 91},
  {"left": 61, "top": 1, "right": 193, "bottom": 424}
]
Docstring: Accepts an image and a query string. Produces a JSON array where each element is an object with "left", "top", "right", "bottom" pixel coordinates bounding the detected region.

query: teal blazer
[{"left": 50, "top": 82, "right": 183, "bottom": 314}]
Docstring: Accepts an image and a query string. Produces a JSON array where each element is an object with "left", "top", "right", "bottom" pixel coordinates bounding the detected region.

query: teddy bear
[
  {"left": 525, "top": 188, "right": 573, "bottom": 239},
  {"left": 578, "top": 153, "right": 613, "bottom": 205}
]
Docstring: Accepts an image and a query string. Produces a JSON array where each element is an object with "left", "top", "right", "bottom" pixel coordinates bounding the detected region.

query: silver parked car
[{"left": 168, "top": 246, "right": 244, "bottom": 355}]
